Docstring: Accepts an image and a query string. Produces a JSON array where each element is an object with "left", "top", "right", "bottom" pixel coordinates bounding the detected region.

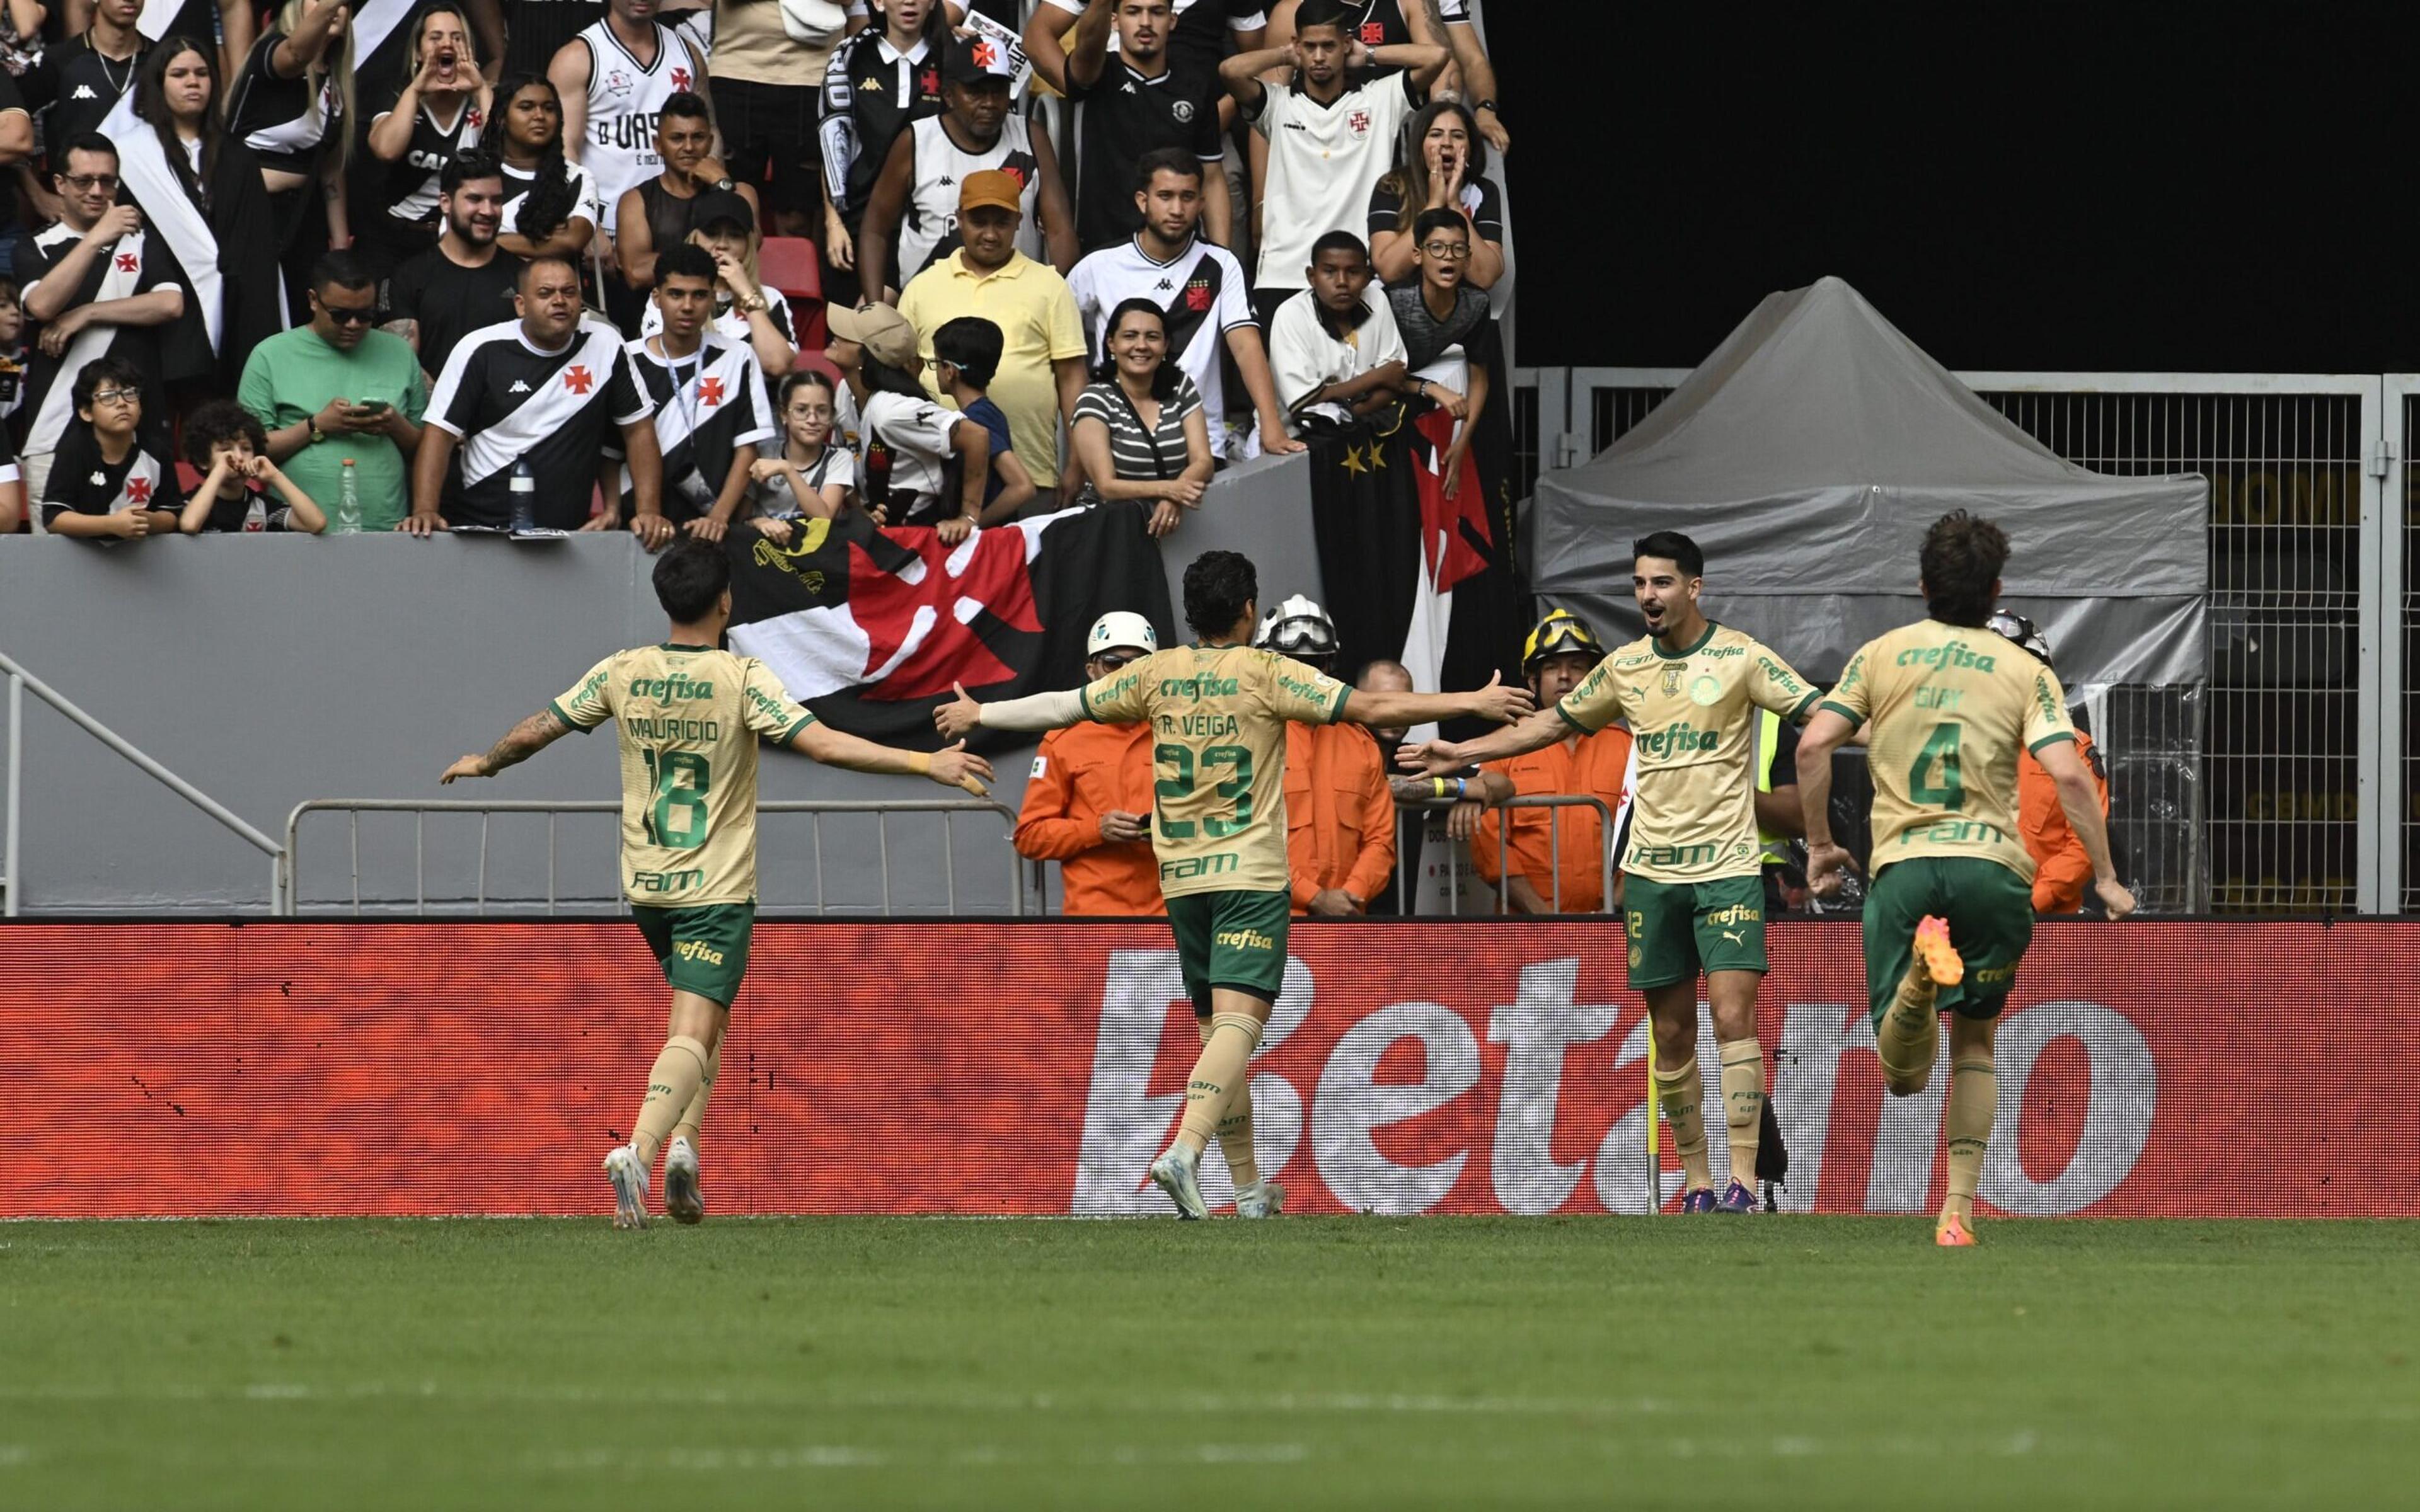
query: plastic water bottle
[
  {"left": 509, "top": 458, "right": 537, "bottom": 532},
  {"left": 334, "top": 457, "right": 361, "bottom": 534}
]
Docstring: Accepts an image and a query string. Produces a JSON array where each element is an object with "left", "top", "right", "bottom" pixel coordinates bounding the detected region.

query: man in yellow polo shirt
[{"left": 896, "top": 169, "right": 1090, "bottom": 495}]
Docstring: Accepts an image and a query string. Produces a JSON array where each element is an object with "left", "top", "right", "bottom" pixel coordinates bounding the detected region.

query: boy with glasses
[{"left": 39, "top": 356, "right": 182, "bottom": 542}]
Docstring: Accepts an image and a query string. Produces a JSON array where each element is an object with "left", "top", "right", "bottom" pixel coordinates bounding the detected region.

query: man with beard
[
  {"left": 384, "top": 151, "right": 522, "bottom": 383},
  {"left": 1054, "top": 0, "right": 1228, "bottom": 253}
]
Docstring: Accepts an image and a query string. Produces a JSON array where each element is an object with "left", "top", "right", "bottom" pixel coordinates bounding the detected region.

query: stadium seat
[{"left": 759, "top": 237, "right": 828, "bottom": 353}]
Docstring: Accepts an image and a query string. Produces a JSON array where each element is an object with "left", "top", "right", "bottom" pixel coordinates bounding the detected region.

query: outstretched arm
[
  {"left": 790, "top": 721, "right": 993, "bottom": 794},
  {"left": 1397, "top": 701, "right": 1564, "bottom": 776},
  {"left": 442, "top": 707, "right": 573, "bottom": 781},
  {"left": 936, "top": 683, "right": 1086, "bottom": 740},
  {"left": 1346, "top": 671, "right": 1530, "bottom": 735}
]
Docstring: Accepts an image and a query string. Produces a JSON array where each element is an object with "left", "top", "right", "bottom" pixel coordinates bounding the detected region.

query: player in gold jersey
[
  {"left": 936, "top": 551, "right": 1531, "bottom": 1218},
  {"left": 1405, "top": 531, "right": 1821, "bottom": 1212},
  {"left": 1795, "top": 512, "right": 2135, "bottom": 1246},
  {"left": 441, "top": 542, "right": 993, "bottom": 1228}
]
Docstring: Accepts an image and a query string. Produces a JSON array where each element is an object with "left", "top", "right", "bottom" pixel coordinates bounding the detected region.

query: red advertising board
[{"left": 0, "top": 921, "right": 2404, "bottom": 1218}]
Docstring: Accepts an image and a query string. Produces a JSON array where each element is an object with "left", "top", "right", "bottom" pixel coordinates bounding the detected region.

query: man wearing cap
[
  {"left": 1258, "top": 595, "right": 1396, "bottom": 917},
  {"left": 1013, "top": 611, "right": 1167, "bottom": 917},
  {"left": 896, "top": 167, "right": 1090, "bottom": 499},
  {"left": 637, "top": 188, "right": 801, "bottom": 377},
  {"left": 858, "top": 32, "right": 1076, "bottom": 300},
  {"left": 824, "top": 297, "right": 991, "bottom": 537},
  {"left": 1464, "top": 609, "right": 1635, "bottom": 915}
]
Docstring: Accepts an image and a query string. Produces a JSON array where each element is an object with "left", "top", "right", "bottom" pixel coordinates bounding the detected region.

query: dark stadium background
[{"left": 1505, "top": 5, "right": 2407, "bottom": 373}]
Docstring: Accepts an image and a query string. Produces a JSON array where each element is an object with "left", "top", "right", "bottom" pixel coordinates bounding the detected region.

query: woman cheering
[{"left": 360, "top": 3, "right": 490, "bottom": 277}]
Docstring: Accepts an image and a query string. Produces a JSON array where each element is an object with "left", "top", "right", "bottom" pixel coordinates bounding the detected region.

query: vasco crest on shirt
[
  {"left": 604, "top": 67, "right": 633, "bottom": 98},
  {"left": 1659, "top": 663, "right": 1684, "bottom": 699}
]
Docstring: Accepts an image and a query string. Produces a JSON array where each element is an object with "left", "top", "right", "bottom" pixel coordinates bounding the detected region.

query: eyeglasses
[
  {"left": 320, "top": 305, "right": 376, "bottom": 326},
  {"left": 1092, "top": 652, "right": 1144, "bottom": 671},
  {"left": 88, "top": 387, "right": 139, "bottom": 406},
  {"left": 60, "top": 174, "right": 119, "bottom": 192},
  {"left": 1419, "top": 241, "right": 1472, "bottom": 260}
]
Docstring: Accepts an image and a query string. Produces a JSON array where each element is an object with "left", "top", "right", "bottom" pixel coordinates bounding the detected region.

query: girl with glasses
[{"left": 746, "top": 369, "right": 856, "bottom": 538}]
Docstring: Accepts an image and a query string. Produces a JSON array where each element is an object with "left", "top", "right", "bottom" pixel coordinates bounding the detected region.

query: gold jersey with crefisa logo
[
  {"left": 1556, "top": 622, "right": 1819, "bottom": 884},
  {"left": 1818, "top": 619, "right": 2077, "bottom": 884},
  {"left": 1079, "top": 643, "right": 1351, "bottom": 899},
  {"left": 551, "top": 644, "right": 820, "bottom": 906}
]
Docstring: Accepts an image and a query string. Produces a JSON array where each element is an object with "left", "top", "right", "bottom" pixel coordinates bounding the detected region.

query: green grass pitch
[{"left": 4, "top": 1217, "right": 2412, "bottom": 1509}]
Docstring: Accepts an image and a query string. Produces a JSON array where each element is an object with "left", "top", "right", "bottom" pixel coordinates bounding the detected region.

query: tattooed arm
[{"left": 441, "top": 708, "right": 574, "bottom": 782}]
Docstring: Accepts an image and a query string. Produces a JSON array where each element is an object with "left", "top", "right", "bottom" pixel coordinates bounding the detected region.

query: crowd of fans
[{"left": 0, "top": 0, "right": 1508, "bottom": 538}]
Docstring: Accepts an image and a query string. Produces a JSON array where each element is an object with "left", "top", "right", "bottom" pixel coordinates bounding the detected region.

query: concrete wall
[{"left": 0, "top": 455, "right": 1315, "bottom": 914}]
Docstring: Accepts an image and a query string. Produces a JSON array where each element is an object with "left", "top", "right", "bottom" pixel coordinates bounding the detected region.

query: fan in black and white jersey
[
  {"left": 20, "top": 1, "right": 144, "bottom": 177},
  {"left": 856, "top": 31, "right": 1069, "bottom": 299},
  {"left": 632, "top": 190, "right": 797, "bottom": 379},
  {"left": 1025, "top": 0, "right": 1264, "bottom": 91},
  {"left": 611, "top": 243, "right": 773, "bottom": 536},
  {"left": 11, "top": 135, "right": 185, "bottom": 510},
  {"left": 132, "top": 0, "right": 253, "bottom": 89},
  {"left": 360, "top": 3, "right": 492, "bottom": 275},
  {"left": 1065, "top": 148, "right": 1299, "bottom": 462},
  {"left": 489, "top": 72, "right": 605, "bottom": 263},
  {"left": 550, "top": 0, "right": 709, "bottom": 239},
  {"left": 225, "top": 0, "right": 355, "bottom": 285},
  {"left": 410, "top": 254, "right": 671, "bottom": 540},
  {"left": 1047, "top": 0, "right": 1231, "bottom": 255},
  {"left": 1264, "top": 0, "right": 1504, "bottom": 149},
  {"left": 38, "top": 355, "right": 185, "bottom": 542},
  {"left": 816, "top": 0, "right": 947, "bottom": 288}
]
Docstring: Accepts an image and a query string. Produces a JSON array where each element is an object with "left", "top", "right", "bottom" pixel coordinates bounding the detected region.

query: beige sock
[
  {"left": 1176, "top": 1012, "right": 1261, "bottom": 1155},
  {"left": 631, "top": 1034, "right": 709, "bottom": 1169},
  {"left": 1652, "top": 1056, "right": 1712, "bottom": 1191},
  {"left": 1719, "top": 1038, "right": 1764, "bottom": 1193},
  {"left": 669, "top": 1040, "right": 720, "bottom": 1155},
  {"left": 1877, "top": 961, "right": 1941, "bottom": 1093},
  {"left": 1944, "top": 1053, "right": 1996, "bottom": 1222},
  {"left": 1199, "top": 1019, "right": 1259, "bottom": 1188}
]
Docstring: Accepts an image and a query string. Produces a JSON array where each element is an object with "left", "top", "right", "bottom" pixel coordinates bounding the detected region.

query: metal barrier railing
[
  {"left": 3, "top": 649, "right": 284, "bottom": 917},
  {"left": 281, "top": 798, "right": 1031, "bottom": 917},
  {"left": 1392, "top": 794, "right": 1618, "bottom": 916}
]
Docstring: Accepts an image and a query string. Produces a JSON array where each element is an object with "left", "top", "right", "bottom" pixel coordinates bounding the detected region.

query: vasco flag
[{"left": 724, "top": 501, "right": 1175, "bottom": 750}]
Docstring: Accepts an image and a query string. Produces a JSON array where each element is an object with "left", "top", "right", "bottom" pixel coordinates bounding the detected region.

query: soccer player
[
  {"left": 1403, "top": 531, "right": 1820, "bottom": 1213},
  {"left": 935, "top": 549, "right": 1532, "bottom": 1218},
  {"left": 1795, "top": 511, "right": 2135, "bottom": 1246},
  {"left": 440, "top": 541, "right": 994, "bottom": 1228}
]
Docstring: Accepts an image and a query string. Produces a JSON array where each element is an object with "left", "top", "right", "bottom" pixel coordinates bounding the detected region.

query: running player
[
  {"left": 1403, "top": 530, "right": 1820, "bottom": 1213},
  {"left": 440, "top": 541, "right": 993, "bottom": 1228},
  {"left": 935, "top": 549, "right": 1532, "bottom": 1217},
  {"left": 1795, "top": 512, "right": 2134, "bottom": 1246}
]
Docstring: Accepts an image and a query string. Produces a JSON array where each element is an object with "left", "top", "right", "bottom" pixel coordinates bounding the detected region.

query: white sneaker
[
  {"left": 1233, "top": 1179, "right": 1286, "bottom": 1219},
  {"left": 664, "top": 1137, "right": 705, "bottom": 1225},
  {"left": 1148, "top": 1144, "right": 1207, "bottom": 1220},
  {"left": 602, "top": 1145, "right": 650, "bottom": 1230}
]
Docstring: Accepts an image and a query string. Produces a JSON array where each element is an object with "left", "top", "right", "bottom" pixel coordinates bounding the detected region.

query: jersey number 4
[
  {"left": 1910, "top": 722, "right": 1964, "bottom": 809},
  {"left": 642, "top": 749, "right": 712, "bottom": 849},
  {"left": 1155, "top": 743, "right": 1253, "bottom": 839}
]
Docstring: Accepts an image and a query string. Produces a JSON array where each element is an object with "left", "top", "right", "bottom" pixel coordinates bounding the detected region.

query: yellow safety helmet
[{"left": 1523, "top": 609, "right": 1604, "bottom": 672}]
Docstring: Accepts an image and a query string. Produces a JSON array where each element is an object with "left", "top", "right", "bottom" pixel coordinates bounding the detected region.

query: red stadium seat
[{"left": 758, "top": 237, "right": 827, "bottom": 353}]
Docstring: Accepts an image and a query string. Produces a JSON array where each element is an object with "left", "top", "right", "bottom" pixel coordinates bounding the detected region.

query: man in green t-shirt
[{"left": 236, "top": 250, "right": 427, "bottom": 530}]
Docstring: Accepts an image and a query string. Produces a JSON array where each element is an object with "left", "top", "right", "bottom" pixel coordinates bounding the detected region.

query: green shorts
[
  {"left": 1165, "top": 888, "right": 1290, "bottom": 1015},
  {"left": 1863, "top": 857, "right": 2034, "bottom": 1028},
  {"left": 632, "top": 901, "right": 756, "bottom": 1008},
  {"left": 1623, "top": 873, "right": 1767, "bottom": 990}
]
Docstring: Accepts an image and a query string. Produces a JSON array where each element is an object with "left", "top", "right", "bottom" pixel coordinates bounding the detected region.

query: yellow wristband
[
  {"left": 911, "top": 752, "right": 932, "bottom": 775},
  {"left": 1432, "top": 777, "right": 1449, "bottom": 799}
]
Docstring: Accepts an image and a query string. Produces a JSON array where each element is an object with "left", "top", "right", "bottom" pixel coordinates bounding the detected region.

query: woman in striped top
[{"left": 1070, "top": 297, "right": 1213, "bottom": 539}]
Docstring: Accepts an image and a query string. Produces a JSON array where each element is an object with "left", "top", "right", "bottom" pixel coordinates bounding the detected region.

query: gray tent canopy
[{"left": 1530, "top": 276, "right": 2208, "bottom": 687}]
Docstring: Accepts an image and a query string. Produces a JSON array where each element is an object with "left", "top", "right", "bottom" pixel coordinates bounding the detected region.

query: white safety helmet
[
  {"left": 1086, "top": 610, "right": 1158, "bottom": 660},
  {"left": 1253, "top": 594, "right": 1339, "bottom": 661}
]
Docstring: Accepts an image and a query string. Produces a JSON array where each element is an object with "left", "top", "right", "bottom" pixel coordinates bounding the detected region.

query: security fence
[{"left": 1512, "top": 369, "right": 2416, "bottom": 915}]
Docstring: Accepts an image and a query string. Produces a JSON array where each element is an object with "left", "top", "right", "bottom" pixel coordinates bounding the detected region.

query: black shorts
[{"left": 711, "top": 74, "right": 822, "bottom": 220}]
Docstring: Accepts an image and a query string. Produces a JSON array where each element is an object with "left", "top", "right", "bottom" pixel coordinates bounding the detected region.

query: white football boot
[
  {"left": 602, "top": 1145, "right": 650, "bottom": 1230},
  {"left": 1148, "top": 1144, "right": 1207, "bottom": 1220},
  {"left": 1233, "top": 1180, "right": 1286, "bottom": 1219},
  {"left": 664, "top": 1137, "right": 705, "bottom": 1225}
]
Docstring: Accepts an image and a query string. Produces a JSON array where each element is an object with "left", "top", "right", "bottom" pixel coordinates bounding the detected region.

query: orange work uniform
[
  {"left": 2019, "top": 726, "right": 2108, "bottom": 914},
  {"left": 1014, "top": 719, "right": 1165, "bottom": 917},
  {"left": 1282, "top": 721, "right": 1397, "bottom": 914},
  {"left": 1469, "top": 725, "right": 1635, "bottom": 914}
]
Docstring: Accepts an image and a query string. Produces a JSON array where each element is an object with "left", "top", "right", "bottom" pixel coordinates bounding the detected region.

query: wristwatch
[
  {"left": 308, "top": 420, "right": 325, "bottom": 444},
  {"left": 713, "top": 177, "right": 736, "bottom": 193},
  {"left": 1477, "top": 98, "right": 1499, "bottom": 116},
  {"left": 736, "top": 292, "right": 769, "bottom": 314}
]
